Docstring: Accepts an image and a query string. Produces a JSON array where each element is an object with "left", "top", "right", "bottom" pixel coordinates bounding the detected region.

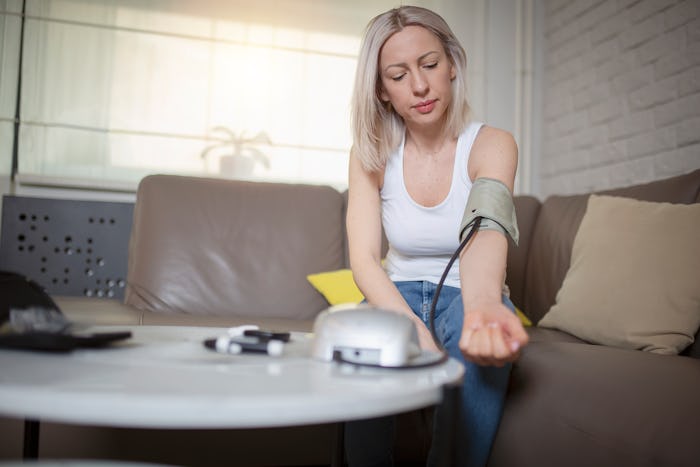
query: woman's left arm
[{"left": 459, "top": 126, "right": 529, "bottom": 367}]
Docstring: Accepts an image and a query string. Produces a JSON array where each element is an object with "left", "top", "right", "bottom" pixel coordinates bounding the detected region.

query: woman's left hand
[{"left": 459, "top": 302, "right": 529, "bottom": 367}]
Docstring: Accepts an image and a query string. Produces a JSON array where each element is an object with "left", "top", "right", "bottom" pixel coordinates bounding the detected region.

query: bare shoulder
[
  {"left": 474, "top": 126, "right": 517, "bottom": 152},
  {"left": 468, "top": 125, "right": 518, "bottom": 189},
  {"left": 348, "top": 152, "right": 384, "bottom": 196}
]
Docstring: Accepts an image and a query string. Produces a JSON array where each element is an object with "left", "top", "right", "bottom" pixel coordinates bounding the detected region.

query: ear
[{"left": 449, "top": 63, "right": 456, "bottom": 80}]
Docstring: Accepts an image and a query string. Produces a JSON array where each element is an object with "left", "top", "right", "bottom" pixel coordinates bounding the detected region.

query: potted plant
[{"left": 201, "top": 127, "right": 271, "bottom": 178}]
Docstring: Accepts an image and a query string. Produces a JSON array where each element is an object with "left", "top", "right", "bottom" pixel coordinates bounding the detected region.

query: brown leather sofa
[
  {"left": 490, "top": 168, "right": 700, "bottom": 467},
  {"left": 1, "top": 169, "right": 699, "bottom": 466}
]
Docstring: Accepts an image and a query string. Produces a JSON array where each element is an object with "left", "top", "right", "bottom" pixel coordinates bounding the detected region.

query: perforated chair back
[{"left": 0, "top": 195, "right": 134, "bottom": 299}]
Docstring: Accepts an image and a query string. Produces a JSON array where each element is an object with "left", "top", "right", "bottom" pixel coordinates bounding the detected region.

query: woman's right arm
[{"left": 346, "top": 154, "right": 439, "bottom": 351}]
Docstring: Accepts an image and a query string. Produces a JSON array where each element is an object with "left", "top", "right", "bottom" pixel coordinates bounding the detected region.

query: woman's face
[{"left": 378, "top": 25, "right": 455, "bottom": 131}]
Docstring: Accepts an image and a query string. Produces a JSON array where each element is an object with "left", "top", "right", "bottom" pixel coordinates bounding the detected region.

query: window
[
  {"left": 4, "top": 1, "right": 533, "bottom": 195},
  {"left": 5, "top": 0, "right": 422, "bottom": 191}
]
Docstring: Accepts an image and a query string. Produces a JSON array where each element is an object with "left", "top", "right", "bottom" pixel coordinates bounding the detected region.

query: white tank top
[{"left": 381, "top": 122, "right": 483, "bottom": 288}]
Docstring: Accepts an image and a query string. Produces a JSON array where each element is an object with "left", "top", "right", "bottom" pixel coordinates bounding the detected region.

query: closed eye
[{"left": 391, "top": 73, "right": 406, "bottom": 81}]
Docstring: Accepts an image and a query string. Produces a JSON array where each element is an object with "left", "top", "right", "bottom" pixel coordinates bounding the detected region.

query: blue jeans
[{"left": 344, "top": 281, "right": 514, "bottom": 467}]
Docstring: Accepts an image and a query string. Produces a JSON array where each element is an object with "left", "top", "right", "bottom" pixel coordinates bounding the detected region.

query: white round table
[{"left": 0, "top": 325, "right": 464, "bottom": 464}]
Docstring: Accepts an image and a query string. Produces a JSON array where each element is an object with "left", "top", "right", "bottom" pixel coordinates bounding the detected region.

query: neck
[
  {"left": 405, "top": 126, "right": 453, "bottom": 157},
  {"left": 404, "top": 113, "right": 452, "bottom": 154}
]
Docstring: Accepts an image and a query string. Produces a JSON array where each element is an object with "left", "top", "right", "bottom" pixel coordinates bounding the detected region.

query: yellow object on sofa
[
  {"left": 306, "top": 269, "right": 364, "bottom": 305},
  {"left": 306, "top": 269, "right": 532, "bottom": 326}
]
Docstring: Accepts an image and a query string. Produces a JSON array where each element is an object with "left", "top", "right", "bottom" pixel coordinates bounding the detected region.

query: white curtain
[{"left": 11, "top": 0, "right": 430, "bottom": 190}]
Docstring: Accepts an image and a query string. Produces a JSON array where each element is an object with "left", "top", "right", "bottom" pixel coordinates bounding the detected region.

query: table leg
[
  {"left": 431, "top": 383, "right": 461, "bottom": 467},
  {"left": 23, "top": 419, "right": 40, "bottom": 459},
  {"left": 331, "top": 422, "right": 345, "bottom": 467}
]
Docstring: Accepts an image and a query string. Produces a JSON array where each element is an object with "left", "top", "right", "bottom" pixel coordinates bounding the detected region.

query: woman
[{"left": 345, "top": 6, "right": 529, "bottom": 467}]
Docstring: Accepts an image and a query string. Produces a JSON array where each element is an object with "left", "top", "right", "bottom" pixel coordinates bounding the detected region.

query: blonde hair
[{"left": 351, "top": 6, "right": 471, "bottom": 172}]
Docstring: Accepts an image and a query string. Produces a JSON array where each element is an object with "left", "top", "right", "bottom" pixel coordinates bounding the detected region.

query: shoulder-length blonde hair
[{"left": 351, "top": 5, "right": 471, "bottom": 172}]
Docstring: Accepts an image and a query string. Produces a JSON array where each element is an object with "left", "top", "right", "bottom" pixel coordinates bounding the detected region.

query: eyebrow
[{"left": 383, "top": 50, "right": 440, "bottom": 72}]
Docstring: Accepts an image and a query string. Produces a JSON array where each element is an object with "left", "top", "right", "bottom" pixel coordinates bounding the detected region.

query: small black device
[
  {"left": 203, "top": 326, "right": 289, "bottom": 357},
  {"left": 0, "top": 331, "right": 132, "bottom": 353},
  {"left": 203, "top": 336, "right": 285, "bottom": 356},
  {"left": 243, "top": 329, "right": 291, "bottom": 342},
  {"left": 0, "top": 271, "right": 132, "bottom": 352}
]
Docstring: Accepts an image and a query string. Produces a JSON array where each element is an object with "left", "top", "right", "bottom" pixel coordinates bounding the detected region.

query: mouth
[{"left": 414, "top": 99, "right": 437, "bottom": 114}]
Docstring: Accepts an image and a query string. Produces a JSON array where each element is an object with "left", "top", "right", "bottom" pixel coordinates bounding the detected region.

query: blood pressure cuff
[{"left": 459, "top": 178, "right": 519, "bottom": 245}]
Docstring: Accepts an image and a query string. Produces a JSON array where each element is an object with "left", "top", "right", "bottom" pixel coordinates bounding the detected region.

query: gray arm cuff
[{"left": 459, "top": 177, "right": 519, "bottom": 245}]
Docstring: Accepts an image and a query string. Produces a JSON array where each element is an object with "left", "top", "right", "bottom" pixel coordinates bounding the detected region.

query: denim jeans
[{"left": 344, "top": 281, "right": 514, "bottom": 467}]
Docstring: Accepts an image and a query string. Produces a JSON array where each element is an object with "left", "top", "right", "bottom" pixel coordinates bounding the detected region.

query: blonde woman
[{"left": 345, "top": 6, "right": 529, "bottom": 466}]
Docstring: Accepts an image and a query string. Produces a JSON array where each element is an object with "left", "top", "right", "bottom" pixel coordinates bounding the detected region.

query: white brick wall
[{"left": 539, "top": 0, "right": 700, "bottom": 196}]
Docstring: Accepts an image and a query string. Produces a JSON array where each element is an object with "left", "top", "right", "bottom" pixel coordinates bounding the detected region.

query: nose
[{"left": 411, "top": 71, "right": 428, "bottom": 95}]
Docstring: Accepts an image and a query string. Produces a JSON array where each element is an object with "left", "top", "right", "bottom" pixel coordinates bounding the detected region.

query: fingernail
[{"left": 510, "top": 342, "right": 520, "bottom": 352}]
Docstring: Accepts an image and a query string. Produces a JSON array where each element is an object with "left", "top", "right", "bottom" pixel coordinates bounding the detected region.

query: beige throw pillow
[{"left": 538, "top": 195, "right": 700, "bottom": 355}]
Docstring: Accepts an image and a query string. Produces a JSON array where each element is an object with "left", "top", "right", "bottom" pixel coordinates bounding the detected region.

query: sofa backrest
[
  {"left": 505, "top": 196, "right": 541, "bottom": 313},
  {"left": 125, "top": 175, "right": 346, "bottom": 320},
  {"left": 522, "top": 169, "right": 700, "bottom": 326}
]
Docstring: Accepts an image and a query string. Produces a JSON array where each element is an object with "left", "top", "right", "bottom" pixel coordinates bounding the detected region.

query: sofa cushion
[
  {"left": 525, "top": 325, "right": 587, "bottom": 345},
  {"left": 523, "top": 193, "right": 589, "bottom": 323},
  {"left": 538, "top": 195, "right": 700, "bottom": 354},
  {"left": 55, "top": 296, "right": 142, "bottom": 326},
  {"left": 489, "top": 340, "right": 700, "bottom": 467},
  {"left": 306, "top": 268, "right": 363, "bottom": 305},
  {"left": 125, "top": 175, "right": 345, "bottom": 321},
  {"left": 524, "top": 169, "right": 700, "bottom": 324}
]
